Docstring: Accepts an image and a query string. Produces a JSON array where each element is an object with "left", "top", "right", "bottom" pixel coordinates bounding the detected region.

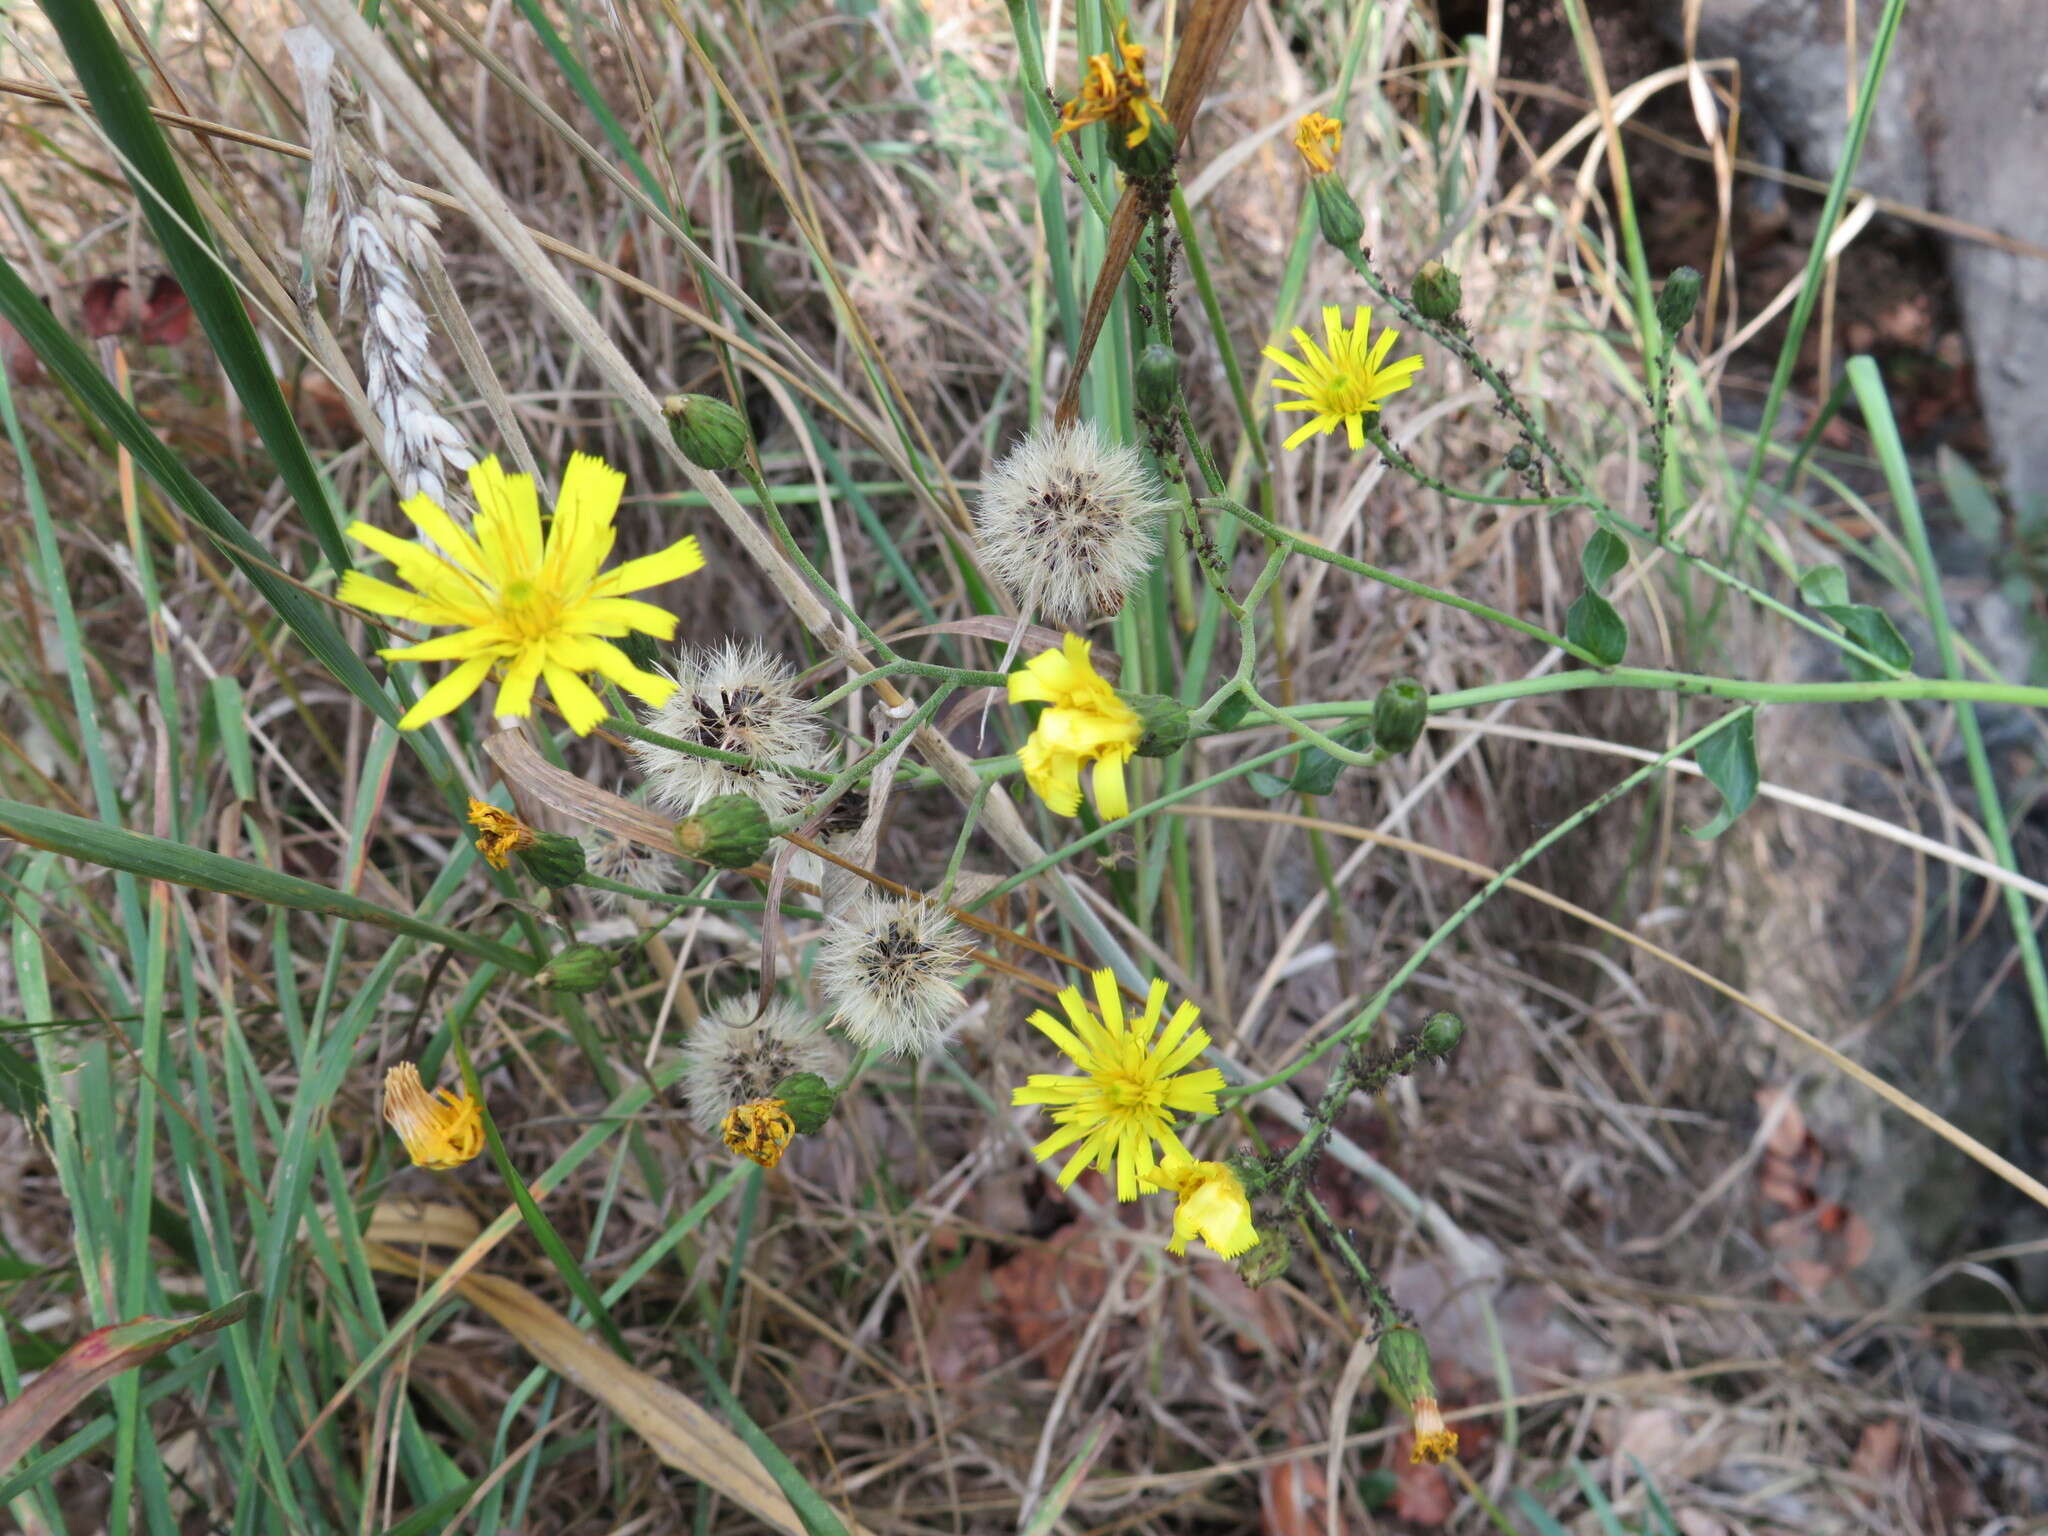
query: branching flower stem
[{"left": 1222, "top": 707, "right": 1756, "bottom": 1103}]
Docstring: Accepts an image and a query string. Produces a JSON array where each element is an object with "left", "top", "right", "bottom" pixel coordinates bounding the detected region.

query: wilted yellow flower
[
  {"left": 1410, "top": 1398, "right": 1459, "bottom": 1465},
  {"left": 1054, "top": 20, "right": 1169, "bottom": 151},
  {"left": 1012, "top": 970, "right": 1227, "bottom": 1200},
  {"left": 466, "top": 798, "right": 534, "bottom": 870},
  {"left": 340, "top": 453, "right": 704, "bottom": 735},
  {"left": 383, "top": 1062, "right": 485, "bottom": 1170},
  {"left": 1293, "top": 112, "right": 1343, "bottom": 176},
  {"left": 1142, "top": 1154, "right": 1260, "bottom": 1258},
  {"left": 1009, "top": 635, "right": 1142, "bottom": 820},
  {"left": 722, "top": 1099, "right": 796, "bottom": 1168},
  {"left": 1265, "top": 306, "right": 1425, "bottom": 452}
]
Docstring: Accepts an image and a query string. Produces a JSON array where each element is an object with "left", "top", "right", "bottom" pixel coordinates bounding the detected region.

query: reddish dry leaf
[
  {"left": 1258, "top": 1457, "right": 1327, "bottom": 1536},
  {"left": 139, "top": 273, "right": 191, "bottom": 345},
  {"left": 988, "top": 1219, "right": 1136, "bottom": 1380},
  {"left": 1754, "top": 1087, "right": 1808, "bottom": 1159},
  {"left": 1390, "top": 1437, "right": 1455, "bottom": 1525},
  {"left": 917, "top": 1244, "right": 1004, "bottom": 1390},
  {"left": 81, "top": 276, "right": 134, "bottom": 338},
  {"left": 0, "top": 318, "right": 41, "bottom": 385},
  {"left": 0, "top": 1292, "right": 252, "bottom": 1471},
  {"left": 1851, "top": 1419, "right": 1904, "bottom": 1483}
]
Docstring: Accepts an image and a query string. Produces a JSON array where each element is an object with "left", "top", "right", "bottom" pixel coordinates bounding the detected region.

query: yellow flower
[
  {"left": 1410, "top": 1397, "right": 1459, "bottom": 1465},
  {"left": 1008, "top": 635, "right": 1143, "bottom": 820},
  {"left": 1142, "top": 1154, "right": 1260, "bottom": 1259},
  {"left": 467, "top": 798, "right": 534, "bottom": 870},
  {"left": 722, "top": 1099, "right": 796, "bottom": 1168},
  {"left": 1293, "top": 112, "right": 1343, "bottom": 176},
  {"left": 339, "top": 453, "right": 704, "bottom": 735},
  {"left": 383, "top": 1062, "right": 485, "bottom": 1170},
  {"left": 1264, "top": 306, "right": 1425, "bottom": 452},
  {"left": 1054, "top": 21, "right": 1170, "bottom": 151},
  {"left": 1012, "top": 970, "right": 1227, "bottom": 1200}
]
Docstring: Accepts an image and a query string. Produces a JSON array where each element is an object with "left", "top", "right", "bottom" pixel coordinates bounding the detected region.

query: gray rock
[{"left": 1644, "top": 0, "right": 2048, "bottom": 508}]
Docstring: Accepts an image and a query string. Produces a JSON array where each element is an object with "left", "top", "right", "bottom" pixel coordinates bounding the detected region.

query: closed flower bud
[
  {"left": 1108, "top": 113, "right": 1177, "bottom": 180},
  {"left": 1410, "top": 259, "right": 1463, "bottom": 323},
  {"left": 1134, "top": 341, "right": 1181, "bottom": 416},
  {"left": 662, "top": 392, "right": 752, "bottom": 471},
  {"left": 515, "top": 830, "right": 587, "bottom": 889},
  {"left": 538, "top": 941, "right": 614, "bottom": 994},
  {"left": 772, "top": 1071, "right": 836, "bottom": 1134},
  {"left": 1378, "top": 1326, "right": 1435, "bottom": 1404},
  {"left": 1235, "top": 1230, "right": 1293, "bottom": 1288},
  {"left": 1505, "top": 443, "right": 1532, "bottom": 471},
  {"left": 1122, "top": 690, "right": 1191, "bottom": 758},
  {"left": 618, "top": 630, "right": 664, "bottom": 673},
  {"left": 676, "top": 794, "right": 772, "bottom": 869},
  {"left": 1656, "top": 266, "right": 1701, "bottom": 337},
  {"left": 1372, "top": 677, "right": 1429, "bottom": 755},
  {"left": 1309, "top": 176, "right": 1365, "bottom": 252},
  {"left": 1418, "top": 1010, "right": 1465, "bottom": 1058}
]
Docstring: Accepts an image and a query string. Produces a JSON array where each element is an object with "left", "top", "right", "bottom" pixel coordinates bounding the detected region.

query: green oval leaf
[
  {"left": 1581, "top": 528, "right": 1628, "bottom": 592},
  {"left": 1688, "top": 710, "right": 1758, "bottom": 839},
  {"left": 1567, "top": 591, "right": 1628, "bottom": 665}
]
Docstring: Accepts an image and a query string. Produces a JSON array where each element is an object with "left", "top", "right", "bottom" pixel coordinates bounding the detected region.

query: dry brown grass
[{"left": 1, "top": 0, "right": 2044, "bottom": 1531}]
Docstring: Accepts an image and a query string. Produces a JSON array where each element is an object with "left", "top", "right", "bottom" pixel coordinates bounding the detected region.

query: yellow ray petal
[
  {"left": 395, "top": 654, "right": 494, "bottom": 729},
  {"left": 594, "top": 537, "right": 704, "bottom": 598}
]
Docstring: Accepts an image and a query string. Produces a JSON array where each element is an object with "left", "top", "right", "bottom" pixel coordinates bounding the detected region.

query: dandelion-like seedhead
[
  {"left": 633, "top": 642, "right": 831, "bottom": 823},
  {"left": 582, "top": 826, "right": 677, "bottom": 912},
  {"left": 975, "top": 421, "right": 1168, "bottom": 626},
  {"left": 681, "top": 991, "right": 835, "bottom": 1131},
  {"left": 816, "top": 893, "right": 973, "bottom": 1057}
]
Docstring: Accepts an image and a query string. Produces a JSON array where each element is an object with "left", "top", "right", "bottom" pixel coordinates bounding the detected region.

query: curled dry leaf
[{"left": 357, "top": 1233, "right": 872, "bottom": 1536}]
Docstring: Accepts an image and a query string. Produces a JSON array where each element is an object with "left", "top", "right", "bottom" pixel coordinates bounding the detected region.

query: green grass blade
[
  {"left": 35, "top": 0, "right": 351, "bottom": 573},
  {"left": 0, "top": 798, "right": 534, "bottom": 974},
  {"left": 0, "top": 249, "right": 399, "bottom": 729},
  {"left": 1847, "top": 356, "right": 2048, "bottom": 1057}
]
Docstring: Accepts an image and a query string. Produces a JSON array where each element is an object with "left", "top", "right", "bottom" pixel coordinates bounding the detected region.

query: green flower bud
[
  {"left": 1377, "top": 1326, "right": 1436, "bottom": 1404},
  {"left": 1235, "top": 1230, "right": 1293, "bottom": 1288},
  {"left": 1309, "top": 176, "right": 1365, "bottom": 252},
  {"left": 1108, "top": 115, "right": 1178, "bottom": 181},
  {"left": 662, "top": 392, "right": 752, "bottom": 471},
  {"left": 538, "top": 942, "right": 614, "bottom": 994},
  {"left": 1372, "top": 677, "right": 1429, "bottom": 755},
  {"left": 1134, "top": 341, "right": 1181, "bottom": 417},
  {"left": 675, "top": 793, "right": 772, "bottom": 870},
  {"left": 1121, "top": 690, "right": 1191, "bottom": 759},
  {"left": 771, "top": 1072, "right": 836, "bottom": 1135},
  {"left": 618, "top": 630, "right": 665, "bottom": 672},
  {"left": 1410, "top": 259, "right": 1463, "bottom": 323},
  {"left": 515, "top": 830, "right": 587, "bottom": 890},
  {"left": 1656, "top": 266, "right": 1702, "bottom": 338},
  {"left": 1418, "top": 1011, "right": 1465, "bottom": 1058},
  {"left": 1505, "top": 443, "right": 1532, "bottom": 472},
  {"left": 1225, "top": 1148, "right": 1275, "bottom": 1196}
]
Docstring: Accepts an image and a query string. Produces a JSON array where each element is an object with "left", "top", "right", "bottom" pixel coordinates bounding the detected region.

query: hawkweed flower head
[
  {"left": 682, "top": 991, "right": 835, "bottom": 1131},
  {"left": 1012, "top": 970, "right": 1227, "bottom": 1200},
  {"left": 1054, "top": 21, "right": 1171, "bottom": 160},
  {"left": 383, "top": 1062, "right": 485, "bottom": 1170},
  {"left": 1410, "top": 1399, "right": 1458, "bottom": 1465},
  {"left": 1264, "top": 306, "right": 1424, "bottom": 452},
  {"left": 1293, "top": 112, "right": 1343, "bottom": 176},
  {"left": 339, "top": 454, "right": 703, "bottom": 733},
  {"left": 1142, "top": 1153, "right": 1260, "bottom": 1259},
  {"left": 467, "top": 798, "right": 534, "bottom": 870},
  {"left": 975, "top": 421, "right": 1167, "bottom": 626},
  {"left": 632, "top": 641, "right": 830, "bottom": 823},
  {"left": 721, "top": 1099, "right": 796, "bottom": 1168},
  {"left": 817, "top": 893, "right": 973, "bottom": 1057},
  {"left": 1009, "top": 635, "right": 1142, "bottom": 820}
]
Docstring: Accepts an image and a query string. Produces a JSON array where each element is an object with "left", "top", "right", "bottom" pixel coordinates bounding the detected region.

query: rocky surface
[{"left": 1646, "top": 0, "right": 2048, "bottom": 510}]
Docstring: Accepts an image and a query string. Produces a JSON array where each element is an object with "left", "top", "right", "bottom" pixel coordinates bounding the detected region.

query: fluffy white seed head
[
  {"left": 816, "top": 894, "right": 973, "bottom": 1058},
  {"left": 632, "top": 642, "right": 832, "bottom": 823},
  {"left": 682, "top": 991, "right": 835, "bottom": 1130},
  {"left": 974, "top": 421, "right": 1169, "bottom": 625},
  {"left": 581, "top": 827, "right": 676, "bottom": 913}
]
